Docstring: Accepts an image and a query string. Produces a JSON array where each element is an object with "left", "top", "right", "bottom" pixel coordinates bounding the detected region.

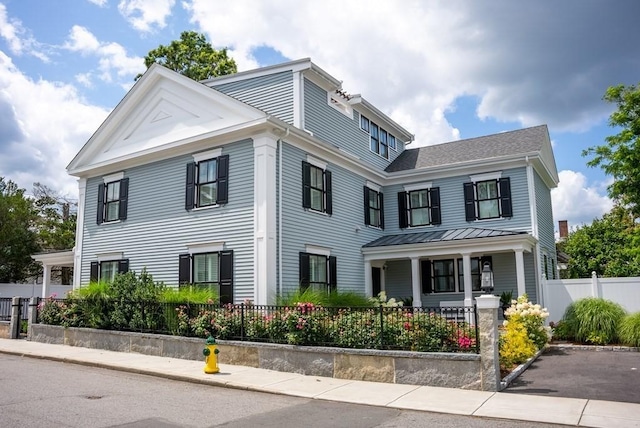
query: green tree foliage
[
  {"left": 563, "top": 205, "right": 640, "bottom": 277},
  {"left": 0, "top": 178, "right": 41, "bottom": 282},
  {"left": 584, "top": 83, "right": 640, "bottom": 217},
  {"left": 136, "top": 31, "right": 237, "bottom": 81}
]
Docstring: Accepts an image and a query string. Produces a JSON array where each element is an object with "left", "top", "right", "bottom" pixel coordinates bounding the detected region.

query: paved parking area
[{"left": 505, "top": 346, "right": 640, "bottom": 403}]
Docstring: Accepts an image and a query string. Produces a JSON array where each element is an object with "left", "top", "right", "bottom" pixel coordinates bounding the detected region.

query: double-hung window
[
  {"left": 421, "top": 257, "right": 491, "bottom": 294},
  {"left": 398, "top": 183, "right": 441, "bottom": 228},
  {"left": 185, "top": 150, "right": 229, "bottom": 210},
  {"left": 179, "top": 250, "right": 234, "bottom": 304},
  {"left": 464, "top": 173, "right": 512, "bottom": 221},
  {"left": 299, "top": 248, "right": 337, "bottom": 293},
  {"left": 97, "top": 173, "right": 129, "bottom": 224},
  {"left": 302, "top": 159, "right": 332, "bottom": 215},
  {"left": 364, "top": 184, "right": 384, "bottom": 228},
  {"left": 90, "top": 258, "right": 128, "bottom": 283}
]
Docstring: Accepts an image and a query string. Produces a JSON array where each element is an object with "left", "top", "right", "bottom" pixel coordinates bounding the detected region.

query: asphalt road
[
  {"left": 0, "top": 354, "right": 566, "bottom": 428},
  {"left": 505, "top": 347, "right": 640, "bottom": 403}
]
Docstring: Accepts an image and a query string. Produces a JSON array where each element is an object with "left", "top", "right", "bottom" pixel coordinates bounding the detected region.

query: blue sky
[{"left": 1, "top": 0, "right": 639, "bottom": 232}]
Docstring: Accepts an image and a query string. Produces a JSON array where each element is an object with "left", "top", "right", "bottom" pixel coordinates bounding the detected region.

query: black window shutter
[
  {"left": 219, "top": 250, "right": 234, "bottom": 304},
  {"left": 499, "top": 177, "right": 512, "bottom": 217},
  {"left": 118, "top": 259, "right": 129, "bottom": 274},
  {"left": 216, "top": 155, "right": 229, "bottom": 204},
  {"left": 185, "top": 162, "right": 196, "bottom": 210},
  {"left": 178, "top": 254, "right": 191, "bottom": 285},
  {"left": 421, "top": 259, "right": 432, "bottom": 294},
  {"left": 430, "top": 187, "right": 441, "bottom": 225},
  {"left": 363, "top": 186, "right": 370, "bottom": 225},
  {"left": 325, "top": 170, "right": 332, "bottom": 215},
  {"left": 398, "top": 192, "right": 408, "bottom": 229},
  {"left": 379, "top": 192, "right": 385, "bottom": 230},
  {"left": 302, "top": 161, "right": 311, "bottom": 209},
  {"left": 463, "top": 183, "right": 476, "bottom": 221},
  {"left": 97, "top": 183, "right": 105, "bottom": 224},
  {"left": 299, "top": 252, "right": 310, "bottom": 291},
  {"left": 118, "top": 178, "right": 129, "bottom": 221},
  {"left": 328, "top": 256, "right": 337, "bottom": 291},
  {"left": 90, "top": 261, "right": 99, "bottom": 282}
]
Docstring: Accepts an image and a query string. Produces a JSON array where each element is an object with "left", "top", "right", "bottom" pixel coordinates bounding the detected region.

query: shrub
[
  {"left": 549, "top": 320, "right": 572, "bottom": 341},
  {"left": 563, "top": 297, "right": 626, "bottom": 345},
  {"left": 38, "top": 296, "right": 65, "bottom": 325},
  {"left": 618, "top": 312, "right": 640, "bottom": 347},
  {"left": 277, "top": 289, "right": 372, "bottom": 307},
  {"left": 504, "top": 294, "right": 550, "bottom": 350},
  {"left": 108, "top": 269, "right": 167, "bottom": 331},
  {"left": 160, "top": 287, "right": 218, "bottom": 304},
  {"left": 500, "top": 316, "right": 537, "bottom": 369}
]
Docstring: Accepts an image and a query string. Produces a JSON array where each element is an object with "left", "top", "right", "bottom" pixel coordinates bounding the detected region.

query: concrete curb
[{"left": 499, "top": 347, "right": 546, "bottom": 391}]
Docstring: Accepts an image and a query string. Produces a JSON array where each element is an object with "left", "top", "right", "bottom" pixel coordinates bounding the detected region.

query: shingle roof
[
  {"left": 386, "top": 125, "right": 548, "bottom": 173},
  {"left": 362, "top": 228, "right": 528, "bottom": 248}
]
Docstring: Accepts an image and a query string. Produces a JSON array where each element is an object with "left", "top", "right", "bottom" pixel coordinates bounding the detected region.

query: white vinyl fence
[
  {"left": 0, "top": 283, "right": 72, "bottom": 299},
  {"left": 542, "top": 273, "right": 640, "bottom": 322}
]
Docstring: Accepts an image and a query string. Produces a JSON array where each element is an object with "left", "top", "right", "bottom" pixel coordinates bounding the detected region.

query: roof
[
  {"left": 386, "top": 125, "right": 549, "bottom": 173},
  {"left": 363, "top": 228, "right": 529, "bottom": 248}
]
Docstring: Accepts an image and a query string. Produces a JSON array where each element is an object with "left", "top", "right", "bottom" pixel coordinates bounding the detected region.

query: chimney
[{"left": 559, "top": 220, "right": 568, "bottom": 239}]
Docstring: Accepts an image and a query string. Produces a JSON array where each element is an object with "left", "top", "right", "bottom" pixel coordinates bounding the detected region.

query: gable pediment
[{"left": 68, "top": 65, "right": 266, "bottom": 175}]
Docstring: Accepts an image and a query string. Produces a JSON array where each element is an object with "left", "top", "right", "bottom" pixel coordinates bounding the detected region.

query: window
[
  {"left": 464, "top": 176, "right": 512, "bottom": 221},
  {"left": 364, "top": 186, "right": 384, "bottom": 228},
  {"left": 299, "top": 252, "right": 337, "bottom": 292},
  {"left": 359, "top": 114, "right": 397, "bottom": 158},
  {"left": 421, "top": 257, "right": 491, "bottom": 294},
  {"left": 179, "top": 251, "right": 234, "bottom": 304},
  {"left": 302, "top": 161, "right": 332, "bottom": 214},
  {"left": 398, "top": 188, "right": 441, "bottom": 228},
  {"left": 90, "top": 259, "right": 128, "bottom": 283},
  {"left": 185, "top": 154, "right": 229, "bottom": 210},
  {"left": 97, "top": 176, "right": 129, "bottom": 224}
]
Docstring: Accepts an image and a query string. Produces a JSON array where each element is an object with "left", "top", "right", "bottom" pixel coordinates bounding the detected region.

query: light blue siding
[
  {"left": 212, "top": 71, "right": 294, "bottom": 124},
  {"left": 534, "top": 169, "right": 557, "bottom": 279},
  {"left": 303, "top": 79, "right": 404, "bottom": 170},
  {"left": 279, "top": 142, "right": 384, "bottom": 294},
  {"left": 384, "top": 167, "right": 532, "bottom": 234},
  {"left": 81, "top": 139, "right": 255, "bottom": 302}
]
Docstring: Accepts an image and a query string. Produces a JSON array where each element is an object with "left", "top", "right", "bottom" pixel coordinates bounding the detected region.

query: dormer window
[{"left": 360, "top": 114, "right": 397, "bottom": 159}]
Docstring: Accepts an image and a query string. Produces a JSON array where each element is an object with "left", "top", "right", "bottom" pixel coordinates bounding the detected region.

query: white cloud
[
  {"left": 0, "top": 52, "right": 110, "bottom": 197},
  {"left": 118, "top": 0, "right": 175, "bottom": 33},
  {"left": 87, "top": 0, "right": 108, "bottom": 6},
  {"left": 64, "top": 25, "right": 144, "bottom": 83},
  {"left": 551, "top": 170, "right": 613, "bottom": 228},
  {"left": 0, "top": 3, "right": 48, "bottom": 61}
]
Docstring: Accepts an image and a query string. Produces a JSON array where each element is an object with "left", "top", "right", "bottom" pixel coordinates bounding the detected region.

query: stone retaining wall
[
  {"left": 0, "top": 321, "right": 10, "bottom": 339},
  {"left": 29, "top": 324, "right": 483, "bottom": 389}
]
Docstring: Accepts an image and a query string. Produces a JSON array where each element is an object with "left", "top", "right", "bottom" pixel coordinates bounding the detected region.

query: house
[{"left": 66, "top": 58, "right": 559, "bottom": 308}]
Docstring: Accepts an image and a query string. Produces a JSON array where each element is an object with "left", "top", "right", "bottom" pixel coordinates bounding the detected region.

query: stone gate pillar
[{"left": 476, "top": 294, "right": 501, "bottom": 391}]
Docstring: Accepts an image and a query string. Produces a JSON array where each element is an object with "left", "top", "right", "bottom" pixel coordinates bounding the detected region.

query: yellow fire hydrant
[{"left": 203, "top": 335, "right": 220, "bottom": 374}]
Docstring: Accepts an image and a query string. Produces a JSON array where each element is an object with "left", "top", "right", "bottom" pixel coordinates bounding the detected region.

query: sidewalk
[{"left": 0, "top": 339, "right": 638, "bottom": 427}]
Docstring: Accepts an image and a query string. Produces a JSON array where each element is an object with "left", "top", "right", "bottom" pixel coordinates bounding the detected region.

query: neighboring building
[{"left": 66, "top": 59, "right": 559, "bottom": 307}]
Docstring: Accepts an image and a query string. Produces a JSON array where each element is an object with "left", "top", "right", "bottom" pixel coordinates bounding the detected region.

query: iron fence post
[
  {"left": 240, "top": 303, "right": 245, "bottom": 340},
  {"left": 379, "top": 305, "right": 384, "bottom": 349}
]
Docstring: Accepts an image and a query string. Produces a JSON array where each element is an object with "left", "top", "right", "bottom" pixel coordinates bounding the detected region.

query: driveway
[{"left": 505, "top": 346, "right": 640, "bottom": 404}]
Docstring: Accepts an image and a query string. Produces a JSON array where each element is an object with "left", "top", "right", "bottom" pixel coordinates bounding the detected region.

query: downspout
[{"left": 278, "top": 128, "right": 290, "bottom": 298}]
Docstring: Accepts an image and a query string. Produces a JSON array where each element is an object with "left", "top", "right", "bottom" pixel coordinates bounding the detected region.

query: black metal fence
[
  {"left": 36, "top": 298, "right": 479, "bottom": 353},
  {"left": 0, "top": 297, "right": 12, "bottom": 322}
]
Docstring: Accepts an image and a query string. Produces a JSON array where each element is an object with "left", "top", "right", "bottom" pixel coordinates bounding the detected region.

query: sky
[{"left": 1, "top": 0, "right": 639, "bottom": 232}]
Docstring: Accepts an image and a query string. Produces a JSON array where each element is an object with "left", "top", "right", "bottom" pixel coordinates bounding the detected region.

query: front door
[{"left": 372, "top": 267, "right": 381, "bottom": 297}]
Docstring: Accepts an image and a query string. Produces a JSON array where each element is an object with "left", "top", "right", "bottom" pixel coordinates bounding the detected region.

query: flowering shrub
[
  {"left": 503, "top": 294, "right": 550, "bottom": 349},
  {"left": 369, "top": 291, "right": 403, "bottom": 307},
  {"left": 38, "top": 296, "right": 66, "bottom": 325},
  {"left": 499, "top": 316, "right": 537, "bottom": 368}
]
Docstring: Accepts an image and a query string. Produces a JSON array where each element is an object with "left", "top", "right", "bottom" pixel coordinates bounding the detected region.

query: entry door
[{"left": 372, "top": 267, "right": 381, "bottom": 297}]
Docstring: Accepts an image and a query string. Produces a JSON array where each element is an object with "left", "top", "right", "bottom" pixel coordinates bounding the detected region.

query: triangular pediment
[{"left": 68, "top": 65, "right": 266, "bottom": 174}]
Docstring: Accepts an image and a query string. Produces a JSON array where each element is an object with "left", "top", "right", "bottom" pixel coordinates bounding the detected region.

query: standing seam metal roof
[{"left": 362, "top": 228, "right": 528, "bottom": 248}]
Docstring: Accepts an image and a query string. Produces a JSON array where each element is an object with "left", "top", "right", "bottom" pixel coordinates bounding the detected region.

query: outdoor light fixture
[{"left": 481, "top": 261, "right": 494, "bottom": 294}]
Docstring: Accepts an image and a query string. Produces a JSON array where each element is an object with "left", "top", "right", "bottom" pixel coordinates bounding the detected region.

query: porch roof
[{"left": 363, "top": 227, "right": 528, "bottom": 248}]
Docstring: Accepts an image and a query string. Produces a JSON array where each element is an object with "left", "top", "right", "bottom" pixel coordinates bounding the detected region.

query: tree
[
  {"left": 583, "top": 83, "right": 640, "bottom": 217},
  {"left": 0, "top": 178, "right": 41, "bottom": 282},
  {"left": 136, "top": 31, "right": 237, "bottom": 81},
  {"left": 562, "top": 205, "right": 640, "bottom": 278}
]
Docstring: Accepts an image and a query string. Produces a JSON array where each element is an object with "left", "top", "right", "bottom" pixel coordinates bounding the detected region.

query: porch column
[
  {"left": 41, "top": 263, "right": 51, "bottom": 298},
  {"left": 461, "top": 253, "right": 473, "bottom": 307},
  {"left": 410, "top": 257, "right": 422, "bottom": 307},
  {"left": 73, "top": 177, "right": 86, "bottom": 289},
  {"left": 515, "top": 249, "right": 526, "bottom": 297},
  {"left": 364, "top": 259, "right": 372, "bottom": 297}
]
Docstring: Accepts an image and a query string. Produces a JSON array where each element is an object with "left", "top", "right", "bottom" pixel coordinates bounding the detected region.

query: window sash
[
  {"left": 309, "top": 165, "right": 325, "bottom": 212},
  {"left": 104, "top": 181, "right": 120, "bottom": 222},
  {"left": 360, "top": 115, "right": 370, "bottom": 132},
  {"left": 308, "top": 254, "right": 327, "bottom": 285},
  {"left": 433, "top": 260, "right": 455, "bottom": 293},
  {"left": 457, "top": 258, "right": 482, "bottom": 292},
  {"left": 193, "top": 253, "right": 219, "bottom": 284},
  {"left": 196, "top": 159, "right": 218, "bottom": 207},
  {"left": 476, "top": 180, "right": 500, "bottom": 219},
  {"left": 408, "top": 190, "right": 431, "bottom": 226},
  {"left": 100, "top": 261, "right": 119, "bottom": 282},
  {"left": 368, "top": 189, "right": 382, "bottom": 227}
]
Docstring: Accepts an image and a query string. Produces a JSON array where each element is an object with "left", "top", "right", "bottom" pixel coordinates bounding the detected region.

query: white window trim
[
  {"left": 192, "top": 148, "right": 222, "bottom": 163},
  {"left": 306, "top": 155, "right": 327, "bottom": 171},
  {"left": 327, "top": 92, "right": 353, "bottom": 118},
  {"left": 103, "top": 172, "right": 124, "bottom": 184},
  {"left": 404, "top": 181, "right": 433, "bottom": 192},
  {"left": 186, "top": 241, "right": 225, "bottom": 254},
  {"left": 469, "top": 171, "right": 502, "bottom": 182},
  {"left": 96, "top": 252, "right": 124, "bottom": 262},
  {"left": 305, "top": 244, "right": 331, "bottom": 257},
  {"left": 366, "top": 181, "right": 381, "bottom": 192}
]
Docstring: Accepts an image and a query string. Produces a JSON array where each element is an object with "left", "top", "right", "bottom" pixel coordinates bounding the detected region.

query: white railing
[{"left": 542, "top": 273, "right": 640, "bottom": 322}]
